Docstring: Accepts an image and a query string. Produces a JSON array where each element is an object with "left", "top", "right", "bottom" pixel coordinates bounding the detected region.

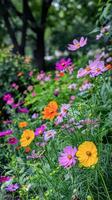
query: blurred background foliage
[{"left": 0, "top": 0, "right": 111, "bottom": 71}]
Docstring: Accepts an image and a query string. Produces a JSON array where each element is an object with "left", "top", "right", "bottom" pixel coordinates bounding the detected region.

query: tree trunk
[{"left": 34, "top": 28, "right": 46, "bottom": 71}]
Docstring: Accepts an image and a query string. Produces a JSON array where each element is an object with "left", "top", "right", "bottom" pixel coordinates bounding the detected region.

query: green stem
[{"left": 99, "top": 171, "right": 111, "bottom": 200}]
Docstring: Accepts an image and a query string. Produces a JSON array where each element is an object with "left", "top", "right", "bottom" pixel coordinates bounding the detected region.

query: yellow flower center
[
  {"left": 67, "top": 154, "right": 72, "bottom": 160},
  {"left": 61, "top": 63, "right": 65, "bottom": 66},
  {"left": 86, "top": 151, "right": 92, "bottom": 157},
  {"left": 76, "top": 43, "right": 80, "bottom": 48}
]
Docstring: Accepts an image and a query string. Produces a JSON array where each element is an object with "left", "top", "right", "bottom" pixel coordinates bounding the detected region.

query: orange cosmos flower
[
  {"left": 42, "top": 101, "right": 58, "bottom": 120},
  {"left": 18, "top": 121, "right": 28, "bottom": 128},
  {"left": 20, "top": 130, "right": 34, "bottom": 147}
]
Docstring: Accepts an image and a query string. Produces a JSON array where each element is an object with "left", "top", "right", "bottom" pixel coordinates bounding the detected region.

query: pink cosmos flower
[
  {"left": 77, "top": 68, "right": 87, "bottom": 78},
  {"left": 55, "top": 58, "right": 72, "bottom": 71},
  {"left": 58, "top": 146, "right": 77, "bottom": 168},
  {"left": 35, "top": 125, "right": 46, "bottom": 136},
  {"left": 68, "top": 37, "right": 87, "bottom": 51},
  {"left": 44, "top": 130, "right": 56, "bottom": 141},
  {"left": 0, "top": 130, "right": 13, "bottom": 137},
  {"left": 6, "top": 183, "right": 19, "bottom": 192},
  {"left": 89, "top": 59, "right": 105, "bottom": 77},
  {"left": 0, "top": 176, "right": 11, "bottom": 183},
  {"left": 60, "top": 104, "right": 70, "bottom": 117},
  {"left": 8, "top": 137, "right": 18, "bottom": 145},
  {"left": 70, "top": 95, "right": 76, "bottom": 101},
  {"left": 6, "top": 98, "right": 14, "bottom": 105}
]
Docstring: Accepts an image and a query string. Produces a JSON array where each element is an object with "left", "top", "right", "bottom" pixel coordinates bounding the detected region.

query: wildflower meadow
[{"left": 0, "top": 1, "right": 112, "bottom": 200}]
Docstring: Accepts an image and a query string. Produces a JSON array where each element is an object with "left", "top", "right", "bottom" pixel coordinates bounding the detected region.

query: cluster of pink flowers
[
  {"left": 3, "top": 93, "right": 14, "bottom": 105},
  {"left": 77, "top": 57, "right": 106, "bottom": 78},
  {"left": 36, "top": 71, "right": 51, "bottom": 82},
  {"left": 68, "top": 37, "right": 87, "bottom": 51},
  {"left": 11, "top": 83, "right": 19, "bottom": 90}
]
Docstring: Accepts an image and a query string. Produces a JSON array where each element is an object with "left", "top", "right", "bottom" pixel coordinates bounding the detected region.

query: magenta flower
[
  {"left": 68, "top": 37, "right": 87, "bottom": 51},
  {"left": 18, "top": 107, "right": 29, "bottom": 113},
  {"left": 59, "top": 146, "right": 77, "bottom": 168},
  {"left": 6, "top": 183, "right": 19, "bottom": 192},
  {"left": 3, "top": 93, "right": 12, "bottom": 102},
  {"left": 55, "top": 58, "right": 72, "bottom": 71},
  {"left": 8, "top": 137, "right": 18, "bottom": 145},
  {"left": 35, "top": 125, "right": 46, "bottom": 136},
  {"left": 0, "top": 130, "right": 13, "bottom": 137},
  {"left": 44, "top": 130, "right": 56, "bottom": 141},
  {"left": 0, "top": 176, "right": 11, "bottom": 183}
]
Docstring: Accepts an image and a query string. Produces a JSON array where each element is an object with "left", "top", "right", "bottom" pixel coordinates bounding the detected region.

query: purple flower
[
  {"left": 0, "top": 130, "right": 13, "bottom": 137},
  {"left": 27, "top": 150, "right": 44, "bottom": 159},
  {"left": 68, "top": 83, "right": 77, "bottom": 90},
  {"left": 79, "top": 81, "right": 93, "bottom": 92},
  {"left": 60, "top": 104, "right": 70, "bottom": 117},
  {"left": 6, "top": 183, "right": 19, "bottom": 192},
  {"left": 32, "top": 113, "right": 38, "bottom": 119},
  {"left": 8, "top": 137, "right": 18, "bottom": 145},
  {"left": 36, "top": 142, "right": 46, "bottom": 147},
  {"left": 18, "top": 107, "right": 29, "bottom": 113},
  {"left": 35, "top": 125, "right": 46, "bottom": 136},
  {"left": 55, "top": 58, "right": 72, "bottom": 71},
  {"left": 68, "top": 37, "right": 87, "bottom": 51},
  {"left": 0, "top": 176, "right": 11, "bottom": 183},
  {"left": 59, "top": 146, "right": 77, "bottom": 168},
  {"left": 44, "top": 130, "right": 56, "bottom": 141}
]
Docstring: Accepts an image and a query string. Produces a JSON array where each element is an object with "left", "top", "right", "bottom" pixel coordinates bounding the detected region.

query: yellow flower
[
  {"left": 20, "top": 130, "right": 34, "bottom": 147},
  {"left": 76, "top": 141, "right": 98, "bottom": 167}
]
